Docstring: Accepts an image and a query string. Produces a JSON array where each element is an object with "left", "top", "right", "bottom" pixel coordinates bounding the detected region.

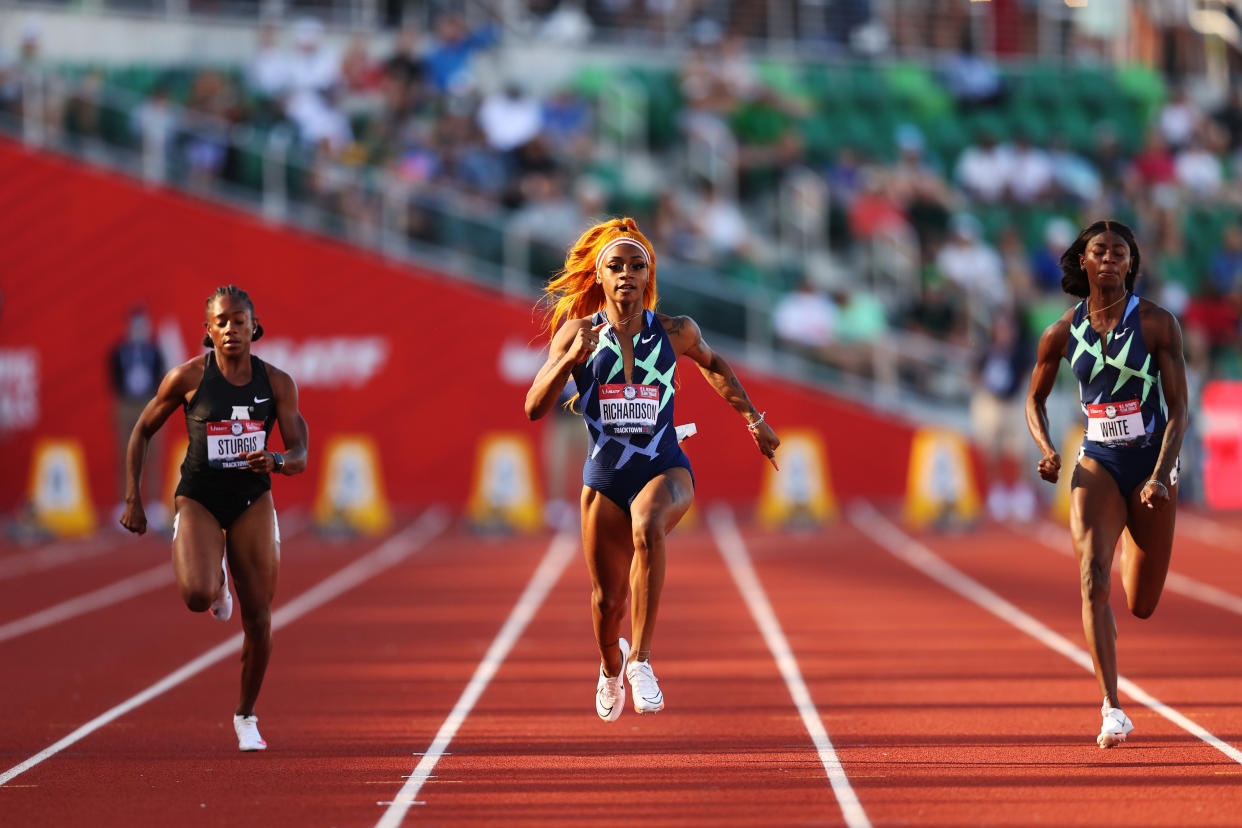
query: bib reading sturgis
[
  {"left": 573, "top": 310, "right": 679, "bottom": 470},
  {"left": 1066, "top": 293, "right": 1166, "bottom": 448},
  {"left": 181, "top": 352, "right": 277, "bottom": 482}
]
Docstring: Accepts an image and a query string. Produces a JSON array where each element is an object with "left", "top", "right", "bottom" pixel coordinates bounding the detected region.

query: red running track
[{"left": 2, "top": 505, "right": 1242, "bottom": 827}]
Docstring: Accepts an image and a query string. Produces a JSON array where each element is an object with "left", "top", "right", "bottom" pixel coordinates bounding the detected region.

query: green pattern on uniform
[
  {"left": 1068, "top": 317, "right": 1106, "bottom": 382},
  {"left": 631, "top": 335, "right": 677, "bottom": 413},
  {"left": 1105, "top": 333, "right": 1157, "bottom": 402}
]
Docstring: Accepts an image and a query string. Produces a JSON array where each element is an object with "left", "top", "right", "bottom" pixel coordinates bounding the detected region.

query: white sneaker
[
  {"left": 1097, "top": 703, "right": 1134, "bottom": 748},
  {"left": 595, "top": 638, "right": 630, "bottom": 722},
  {"left": 210, "top": 555, "right": 232, "bottom": 622},
  {"left": 233, "top": 714, "right": 267, "bottom": 751},
  {"left": 627, "top": 657, "right": 665, "bottom": 714}
]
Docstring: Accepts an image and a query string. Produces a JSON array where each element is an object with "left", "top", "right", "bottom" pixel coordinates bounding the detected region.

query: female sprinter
[
  {"left": 1025, "top": 220, "right": 1188, "bottom": 748},
  {"left": 525, "top": 217, "right": 780, "bottom": 721},
  {"left": 120, "top": 285, "right": 309, "bottom": 752}
]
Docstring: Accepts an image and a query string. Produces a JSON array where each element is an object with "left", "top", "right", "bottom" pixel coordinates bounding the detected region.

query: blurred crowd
[{"left": 3, "top": 3, "right": 1241, "bottom": 518}]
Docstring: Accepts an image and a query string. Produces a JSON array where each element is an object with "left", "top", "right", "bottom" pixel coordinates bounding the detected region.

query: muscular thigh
[
  {"left": 1122, "top": 480, "right": 1178, "bottom": 580},
  {"left": 1069, "top": 456, "right": 1128, "bottom": 563},
  {"left": 225, "top": 491, "right": 280, "bottom": 607},
  {"left": 172, "top": 496, "right": 226, "bottom": 592},
  {"left": 581, "top": 486, "right": 634, "bottom": 591},
  {"left": 630, "top": 466, "right": 694, "bottom": 533}
]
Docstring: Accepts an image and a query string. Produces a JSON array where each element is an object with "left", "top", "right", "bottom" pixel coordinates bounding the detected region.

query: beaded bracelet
[
  {"left": 746, "top": 411, "right": 767, "bottom": 432},
  {"left": 1143, "top": 478, "right": 1166, "bottom": 492}
]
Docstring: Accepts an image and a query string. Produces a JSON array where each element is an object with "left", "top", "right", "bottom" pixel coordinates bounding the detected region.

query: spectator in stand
[
  {"left": 0, "top": 19, "right": 41, "bottom": 120},
  {"left": 63, "top": 69, "right": 104, "bottom": 151},
  {"left": 955, "top": 127, "right": 1014, "bottom": 204},
  {"left": 1182, "top": 280, "right": 1241, "bottom": 380},
  {"left": 283, "top": 17, "right": 342, "bottom": 122},
  {"left": 848, "top": 167, "right": 911, "bottom": 242},
  {"left": 1130, "top": 127, "right": 1178, "bottom": 194},
  {"left": 939, "top": 31, "right": 1005, "bottom": 111},
  {"left": 904, "top": 268, "right": 968, "bottom": 348},
  {"left": 1209, "top": 223, "right": 1242, "bottom": 296},
  {"left": 773, "top": 277, "right": 839, "bottom": 360},
  {"left": 1211, "top": 85, "right": 1242, "bottom": 170},
  {"left": 541, "top": 85, "right": 594, "bottom": 168},
  {"left": 935, "top": 213, "right": 1009, "bottom": 328},
  {"left": 887, "top": 123, "right": 955, "bottom": 252},
  {"left": 181, "top": 70, "right": 238, "bottom": 192},
  {"left": 1008, "top": 131, "right": 1054, "bottom": 204},
  {"left": 1030, "top": 216, "right": 1077, "bottom": 295},
  {"left": 132, "top": 82, "right": 176, "bottom": 183},
  {"left": 477, "top": 81, "right": 543, "bottom": 156},
  {"left": 424, "top": 12, "right": 498, "bottom": 95},
  {"left": 1174, "top": 131, "right": 1223, "bottom": 200},
  {"left": 338, "top": 34, "right": 383, "bottom": 120},
  {"left": 688, "top": 175, "right": 753, "bottom": 265},
  {"left": 1047, "top": 133, "right": 1102, "bottom": 206},
  {"left": 246, "top": 23, "right": 291, "bottom": 102},
  {"left": 997, "top": 225, "right": 1037, "bottom": 307},
  {"left": 827, "top": 285, "right": 896, "bottom": 389},
  {"left": 1158, "top": 84, "right": 1202, "bottom": 152}
]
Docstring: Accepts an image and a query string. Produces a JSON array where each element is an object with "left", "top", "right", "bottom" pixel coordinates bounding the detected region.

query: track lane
[
  {"left": 0, "top": 522, "right": 565, "bottom": 828},
  {"left": 389, "top": 525, "right": 863, "bottom": 827},
  {"left": 731, "top": 509, "right": 1242, "bottom": 827}
]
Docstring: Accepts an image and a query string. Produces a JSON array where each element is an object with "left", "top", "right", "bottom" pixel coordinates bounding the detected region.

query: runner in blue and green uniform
[
  {"left": 1026, "top": 220, "right": 1188, "bottom": 749},
  {"left": 526, "top": 218, "right": 779, "bottom": 722}
]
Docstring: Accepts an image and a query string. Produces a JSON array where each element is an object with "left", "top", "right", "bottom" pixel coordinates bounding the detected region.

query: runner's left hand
[
  {"left": 751, "top": 422, "right": 780, "bottom": 471},
  {"left": 244, "top": 449, "right": 278, "bottom": 474}
]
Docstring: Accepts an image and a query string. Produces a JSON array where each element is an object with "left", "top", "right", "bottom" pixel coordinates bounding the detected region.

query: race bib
[
  {"left": 206, "top": 420, "right": 267, "bottom": 469},
  {"left": 599, "top": 383, "right": 659, "bottom": 436},
  {"left": 1085, "top": 399, "right": 1143, "bottom": 444}
]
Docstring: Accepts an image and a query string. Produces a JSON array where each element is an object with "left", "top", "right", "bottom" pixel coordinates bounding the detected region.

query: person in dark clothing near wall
[{"left": 111, "top": 306, "right": 166, "bottom": 520}]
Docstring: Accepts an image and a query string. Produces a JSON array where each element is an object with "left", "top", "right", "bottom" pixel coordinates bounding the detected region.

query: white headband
[{"left": 594, "top": 236, "right": 651, "bottom": 273}]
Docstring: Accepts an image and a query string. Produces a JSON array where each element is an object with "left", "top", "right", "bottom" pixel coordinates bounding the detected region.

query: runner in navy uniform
[
  {"left": 526, "top": 217, "right": 779, "bottom": 721},
  {"left": 1026, "top": 220, "right": 1188, "bottom": 748},
  {"left": 121, "top": 285, "right": 309, "bottom": 752}
]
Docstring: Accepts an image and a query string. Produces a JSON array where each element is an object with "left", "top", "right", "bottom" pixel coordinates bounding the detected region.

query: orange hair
[{"left": 541, "top": 217, "right": 658, "bottom": 340}]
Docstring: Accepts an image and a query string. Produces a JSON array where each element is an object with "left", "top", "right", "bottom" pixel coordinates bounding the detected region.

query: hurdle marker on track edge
[
  {"left": 851, "top": 500, "right": 1242, "bottom": 765},
  {"left": 375, "top": 527, "right": 578, "bottom": 828},
  {"left": 707, "top": 505, "right": 872, "bottom": 828},
  {"left": 0, "top": 508, "right": 450, "bottom": 787}
]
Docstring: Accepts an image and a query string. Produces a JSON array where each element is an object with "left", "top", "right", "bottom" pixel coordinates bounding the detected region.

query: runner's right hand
[{"left": 120, "top": 500, "right": 148, "bottom": 535}]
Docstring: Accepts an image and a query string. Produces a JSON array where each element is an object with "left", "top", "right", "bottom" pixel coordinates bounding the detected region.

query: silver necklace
[{"left": 603, "top": 309, "right": 644, "bottom": 330}]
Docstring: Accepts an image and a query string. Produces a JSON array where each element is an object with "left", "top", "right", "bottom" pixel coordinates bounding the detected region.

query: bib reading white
[
  {"left": 1085, "top": 399, "right": 1143, "bottom": 444},
  {"left": 207, "top": 420, "right": 267, "bottom": 469},
  {"left": 599, "top": 384, "right": 659, "bottom": 436}
]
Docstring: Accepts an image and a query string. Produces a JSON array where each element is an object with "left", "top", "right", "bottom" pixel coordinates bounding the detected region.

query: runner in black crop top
[{"left": 120, "top": 285, "right": 309, "bottom": 753}]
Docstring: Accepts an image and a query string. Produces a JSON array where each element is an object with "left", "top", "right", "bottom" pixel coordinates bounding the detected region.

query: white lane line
[
  {"left": 851, "top": 501, "right": 1242, "bottom": 764},
  {"left": 707, "top": 506, "right": 871, "bottom": 828},
  {"left": 1029, "top": 520, "right": 1242, "bottom": 618},
  {"left": 0, "top": 564, "right": 174, "bottom": 643},
  {"left": 0, "top": 536, "right": 125, "bottom": 580},
  {"left": 1177, "top": 513, "right": 1240, "bottom": 551},
  {"left": 375, "top": 527, "right": 578, "bottom": 828},
  {"left": 0, "top": 508, "right": 449, "bottom": 788}
]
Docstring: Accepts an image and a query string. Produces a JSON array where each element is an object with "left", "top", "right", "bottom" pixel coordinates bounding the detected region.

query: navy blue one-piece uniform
[
  {"left": 572, "top": 310, "right": 693, "bottom": 513},
  {"left": 1066, "top": 293, "right": 1177, "bottom": 494}
]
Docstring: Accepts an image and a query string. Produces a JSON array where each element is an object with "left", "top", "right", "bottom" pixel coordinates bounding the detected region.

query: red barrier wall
[{"left": 0, "top": 140, "right": 916, "bottom": 519}]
